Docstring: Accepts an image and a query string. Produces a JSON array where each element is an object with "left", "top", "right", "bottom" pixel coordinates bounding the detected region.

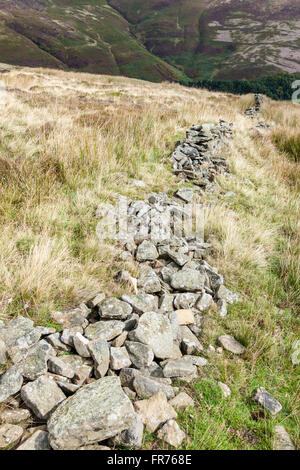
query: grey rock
[
  {"left": 218, "top": 335, "right": 245, "bottom": 355},
  {"left": 17, "top": 430, "right": 51, "bottom": 450},
  {"left": 21, "top": 375, "right": 66, "bottom": 420},
  {"left": 181, "top": 338, "right": 197, "bottom": 355},
  {"left": 7, "top": 327, "right": 42, "bottom": 363},
  {"left": 56, "top": 382, "right": 80, "bottom": 395},
  {"left": 123, "top": 387, "right": 136, "bottom": 400},
  {"left": 51, "top": 307, "right": 90, "bottom": 330},
  {"left": 100, "top": 298, "right": 132, "bottom": 320},
  {"left": 48, "top": 357, "right": 75, "bottom": 379},
  {"left": 86, "top": 292, "right": 106, "bottom": 309},
  {"left": 167, "top": 250, "right": 190, "bottom": 267},
  {"left": 168, "top": 312, "right": 181, "bottom": 343},
  {"left": 119, "top": 368, "right": 142, "bottom": 388},
  {"left": 15, "top": 341, "right": 53, "bottom": 380},
  {"left": 170, "top": 269, "right": 205, "bottom": 292},
  {"left": 195, "top": 293, "right": 213, "bottom": 312},
  {"left": 73, "top": 364, "right": 93, "bottom": 386},
  {"left": 163, "top": 359, "right": 197, "bottom": 378},
  {"left": 125, "top": 341, "right": 154, "bottom": 369},
  {"left": 111, "top": 331, "right": 128, "bottom": 347},
  {"left": 253, "top": 387, "right": 282, "bottom": 415},
  {"left": 159, "top": 294, "right": 175, "bottom": 314},
  {"left": 274, "top": 425, "right": 295, "bottom": 450},
  {"left": 85, "top": 321, "right": 124, "bottom": 341},
  {"left": 130, "top": 312, "right": 174, "bottom": 360},
  {"left": 136, "top": 241, "right": 158, "bottom": 262},
  {"left": 88, "top": 339, "right": 110, "bottom": 378},
  {"left": 121, "top": 294, "right": 158, "bottom": 314},
  {"left": 47, "top": 377, "right": 136, "bottom": 450},
  {"left": 139, "top": 362, "right": 164, "bottom": 378},
  {"left": 182, "top": 355, "right": 208, "bottom": 367},
  {"left": 0, "top": 339, "right": 6, "bottom": 365},
  {"left": 161, "top": 263, "right": 179, "bottom": 284},
  {"left": 46, "top": 333, "right": 72, "bottom": 352},
  {"left": 218, "top": 382, "right": 231, "bottom": 398},
  {"left": 110, "top": 347, "right": 131, "bottom": 370},
  {"left": 176, "top": 187, "right": 194, "bottom": 203},
  {"left": 180, "top": 326, "right": 202, "bottom": 352},
  {"left": 138, "top": 267, "right": 161, "bottom": 294},
  {"left": 110, "top": 413, "right": 143, "bottom": 449},
  {"left": 217, "top": 299, "right": 227, "bottom": 317},
  {"left": 133, "top": 376, "right": 175, "bottom": 400},
  {"left": 0, "top": 369, "right": 23, "bottom": 404},
  {"left": 0, "top": 317, "right": 34, "bottom": 350},
  {"left": 216, "top": 285, "right": 240, "bottom": 304},
  {"left": 174, "top": 293, "right": 197, "bottom": 310},
  {"left": 73, "top": 333, "right": 90, "bottom": 358}
]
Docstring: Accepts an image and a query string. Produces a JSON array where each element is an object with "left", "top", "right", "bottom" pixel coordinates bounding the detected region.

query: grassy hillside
[
  {"left": 0, "top": 1, "right": 300, "bottom": 81},
  {"left": 108, "top": 0, "right": 300, "bottom": 80},
  {"left": 0, "top": 0, "right": 186, "bottom": 82},
  {"left": 0, "top": 65, "right": 299, "bottom": 450}
]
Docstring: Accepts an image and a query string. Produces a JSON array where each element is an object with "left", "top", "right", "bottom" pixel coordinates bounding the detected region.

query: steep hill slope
[
  {"left": 0, "top": 65, "right": 299, "bottom": 450},
  {"left": 0, "top": 0, "right": 186, "bottom": 81},
  {"left": 109, "top": 0, "right": 300, "bottom": 79},
  {"left": 0, "top": 1, "right": 300, "bottom": 81}
]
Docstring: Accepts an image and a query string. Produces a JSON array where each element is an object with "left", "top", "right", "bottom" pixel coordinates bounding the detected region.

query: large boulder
[{"left": 47, "top": 377, "right": 136, "bottom": 450}]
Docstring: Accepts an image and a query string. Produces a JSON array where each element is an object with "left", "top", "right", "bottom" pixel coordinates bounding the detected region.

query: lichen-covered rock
[
  {"left": 195, "top": 293, "right": 213, "bottom": 312},
  {"left": 88, "top": 339, "right": 110, "bottom": 378},
  {"left": 47, "top": 377, "right": 136, "bottom": 450},
  {"left": 21, "top": 375, "right": 66, "bottom": 420},
  {"left": 174, "top": 293, "right": 197, "bottom": 310},
  {"left": 163, "top": 359, "right": 197, "bottom": 378},
  {"left": 17, "top": 430, "right": 51, "bottom": 450},
  {"left": 133, "top": 376, "right": 175, "bottom": 399},
  {"left": 73, "top": 333, "right": 90, "bottom": 358},
  {"left": 134, "top": 391, "right": 177, "bottom": 433},
  {"left": 15, "top": 341, "right": 53, "bottom": 380},
  {"left": 121, "top": 294, "right": 158, "bottom": 314},
  {"left": 136, "top": 241, "right": 158, "bottom": 262},
  {"left": 0, "top": 369, "right": 23, "bottom": 404},
  {"left": 110, "top": 347, "right": 131, "bottom": 370},
  {"left": 170, "top": 269, "right": 205, "bottom": 292},
  {"left": 130, "top": 312, "right": 174, "bottom": 360},
  {"left": 85, "top": 321, "right": 124, "bottom": 341},
  {"left": 0, "top": 317, "right": 34, "bottom": 349},
  {"left": 109, "top": 413, "right": 143, "bottom": 449},
  {"left": 125, "top": 341, "right": 154, "bottom": 369},
  {"left": 99, "top": 298, "right": 132, "bottom": 320}
]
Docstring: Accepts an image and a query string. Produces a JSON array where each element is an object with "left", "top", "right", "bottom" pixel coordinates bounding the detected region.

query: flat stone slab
[
  {"left": 169, "top": 392, "right": 194, "bottom": 410},
  {"left": 170, "top": 269, "right": 205, "bottom": 292},
  {"left": 17, "top": 430, "right": 51, "bottom": 450},
  {"left": 133, "top": 376, "right": 175, "bottom": 400},
  {"left": 131, "top": 312, "right": 174, "bottom": 360},
  {"left": 110, "top": 347, "right": 131, "bottom": 370},
  {"left": 85, "top": 321, "right": 124, "bottom": 341},
  {"left": 21, "top": 375, "right": 66, "bottom": 420},
  {"left": 125, "top": 341, "right": 154, "bottom": 369},
  {"left": 99, "top": 298, "right": 132, "bottom": 320},
  {"left": 0, "top": 369, "right": 23, "bottom": 404},
  {"left": 121, "top": 294, "right": 158, "bottom": 314},
  {"left": 253, "top": 387, "right": 282, "bottom": 415},
  {"left": 88, "top": 339, "right": 110, "bottom": 378},
  {"left": 15, "top": 341, "right": 53, "bottom": 380},
  {"left": 274, "top": 425, "right": 295, "bottom": 450},
  {"left": 218, "top": 335, "right": 246, "bottom": 355},
  {"left": 47, "top": 377, "right": 136, "bottom": 450},
  {"left": 163, "top": 359, "right": 197, "bottom": 378},
  {"left": 0, "top": 408, "right": 30, "bottom": 424}
]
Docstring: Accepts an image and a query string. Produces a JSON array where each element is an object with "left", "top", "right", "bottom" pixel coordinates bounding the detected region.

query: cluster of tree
[{"left": 181, "top": 73, "right": 300, "bottom": 101}]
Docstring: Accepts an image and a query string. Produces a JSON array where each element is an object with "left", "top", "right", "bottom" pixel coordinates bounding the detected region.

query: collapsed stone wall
[
  {"left": 0, "top": 119, "right": 283, "bottom": 451},
  {"left": 170, "top": 120, "right": 233, "bottom": 190},
  {"left": 245, "top": 93, "right": 264, "bottom": 118}
]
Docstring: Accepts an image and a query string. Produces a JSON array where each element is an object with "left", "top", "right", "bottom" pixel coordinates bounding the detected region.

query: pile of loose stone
[
  {"left": 245, "top": 93, "right": 264, "bottom": 118},
  {"left": 0, "top": 119, "right": 289, "bottom": 451},
  {"left": 170, "top": 120, "right": 233, "bottom": 189}
]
